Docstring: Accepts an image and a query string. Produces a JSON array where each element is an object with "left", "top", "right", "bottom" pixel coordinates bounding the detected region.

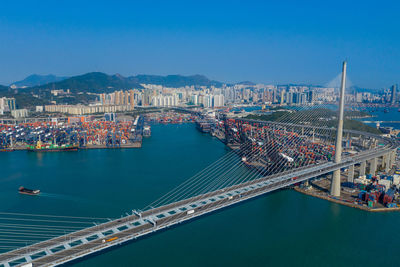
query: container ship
[
  {"left": 143, "top": 125, "right": 151, "bottom": 137},
  {"left": 195, "top": 120, "right": 212, "bottom": 133},
  {"left": 19, "top": 186, "right": 40, "bottom": 196},
  {"left": 27, "top": 140, "right": 78, "bottom": 152}
]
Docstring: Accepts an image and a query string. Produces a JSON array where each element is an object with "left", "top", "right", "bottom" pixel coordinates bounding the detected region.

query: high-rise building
[
  {"left": 203, "top": 95, "right": 213, "bottom": 108},
  {"left": 391, "top": 84, "right": 397, "bottom": 105},
  {"left": 124, "top": 91, "right": 129, "bottom": 105},
  {"left": 100, "top": 93, "right": 106, "bottom": 105},
  {"left": 356, "top": 93, "right": 363, "bottom": 103},
  {"left": 280, "top": 90, "right": 285, "bottom": 104},
  {"left": 0, "top": 97, "right": 16, "bottom": 112},
  {"left": 11, "top": 108, "right": 28, "bottom": 118},
  {"left": 213, "top": 94, "right": 224, "bottom": 107},
  {"left": 129, "top": 90, "right": 135, "bottom": 109},
  {"left": 151, "top": 94, "right": 179, "bottom": 107},
  {"left": 307, "top": 91, "right": 315, "bottom": 104},
  {"left": 115, "top": 91, "right": 121, "bottom": 105},
  {"left": 191, "top": 94, "right": 199, "bottom": 105}
]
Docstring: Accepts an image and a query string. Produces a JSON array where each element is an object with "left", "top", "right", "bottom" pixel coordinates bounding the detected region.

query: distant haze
[{"left": 10, "top": 74, "right": 69, "bottom": 88}]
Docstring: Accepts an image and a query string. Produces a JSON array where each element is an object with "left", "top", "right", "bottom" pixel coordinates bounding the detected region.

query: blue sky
[{"left": 0, "top": 0, "right": 399, "bottom": 88}]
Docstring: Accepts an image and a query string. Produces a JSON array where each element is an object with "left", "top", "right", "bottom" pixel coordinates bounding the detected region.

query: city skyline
[
  {"left": 1, "top": 1, "right": 400, "bottom": 266},
  {"left": 1, "top": 0, "right": 399, "bottom": 88},
  {"left": 3, "top": 71, "right": 398, "bottom": 91}
]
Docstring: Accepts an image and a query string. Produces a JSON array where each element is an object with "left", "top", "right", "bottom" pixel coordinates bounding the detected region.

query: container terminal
[
  {"left": 0, "top": 110, "right": 200, "bottom": 152},
  {"left": 0, "top": 114, "right": 144, "bottom": 151},
  {"left": 192, "top": 108, "right": 400, "bottom": 212}
]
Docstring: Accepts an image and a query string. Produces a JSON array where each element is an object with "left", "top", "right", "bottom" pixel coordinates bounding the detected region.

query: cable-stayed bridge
[
  {"left": 1, "top": 63, "right": 399, "bottom": 267},
  {"left": 0, "top": 118, "right": 397, "bottom": 267}
]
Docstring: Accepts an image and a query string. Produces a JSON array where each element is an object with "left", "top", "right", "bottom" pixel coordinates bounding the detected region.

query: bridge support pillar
[
  {"left": 360, "top": 161, "right": 366, "bottom": 177},
  {"left": 330, "top": 61, "right": 347, "bottom": 197},
  {"left": 331, "top": 170, "right": 341, "bottom": 196},
  {"left": 369, "top": 138, "right": 377, "bottom": 149},
  {"left": 391, "top": 150, "right": 396, "bottom": 167},
  {"left": 385, "top": 153, "right": 391, "bottom": 173},
  {"left": 347, "top": 165, "right": 354, "bottom": 183},
  {"left": 369, "top": 158, "right": 377, "bottom": 176},
  {"left": 382, "top": 154, "right": 387, "bottom": 170}
]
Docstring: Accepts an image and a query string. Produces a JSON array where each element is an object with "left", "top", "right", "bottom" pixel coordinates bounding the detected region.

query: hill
[
  {"left": 1, "top": 72, "right": 226, "bottom": 108},
  {"left": 26, "top": 73, "right": 224, "bottom": 93},
  {"left": 0, "top": 90, "right": 49, "bottom": 108},
  {"left": 28, "top": 72, "right": 143, "bottom": 94},
  {"left": 10, "top": 74, "right": 69, "bottom": 88}
]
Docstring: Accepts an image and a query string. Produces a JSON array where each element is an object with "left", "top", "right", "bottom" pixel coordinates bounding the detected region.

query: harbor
[
  {"left": 0, "top": 115, "right": 145, "bottom": 152},
  {"left": 294, "top": 165, "right": 400, "bottom": 212},
  {"left": 1, "top": 2, "right": 399, "bottom": 266},
  {"left": 1, "top": 123, "right": 400, "bottom": 267}
]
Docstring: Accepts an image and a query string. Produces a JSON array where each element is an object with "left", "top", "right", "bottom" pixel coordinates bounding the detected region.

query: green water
[{"left": 1, "top": 124, "right": 399, "bottom": 266}]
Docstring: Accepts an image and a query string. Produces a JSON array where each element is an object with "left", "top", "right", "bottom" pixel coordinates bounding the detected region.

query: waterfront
[
  {"left": 1, "top": 124, "right": 400, "bottom": 266},
  {"left": 360, "top": 106, "right": 400, "bottom": 130}
]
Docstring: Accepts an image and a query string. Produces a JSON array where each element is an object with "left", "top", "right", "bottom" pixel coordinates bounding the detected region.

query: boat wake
[{"left": 39, "top": 193, "right": 87, "bottom": 202}]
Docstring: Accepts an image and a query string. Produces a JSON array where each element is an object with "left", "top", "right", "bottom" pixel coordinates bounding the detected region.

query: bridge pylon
[{"left": 330, "top": 61, "right": 347, "bottom": 197}]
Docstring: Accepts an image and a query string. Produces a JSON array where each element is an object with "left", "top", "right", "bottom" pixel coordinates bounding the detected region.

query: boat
[
  {"left": 195, "top": 120, "right": 212, "bottom": 133},
  {"left": 143, "top": 125, "right": 151, "bottom": 137},
  {"left": 19, "top": 186, "right": 40, "bottom": 196},
  {"left": 27, "top": 140, "right": 78, "bottom": 152}
]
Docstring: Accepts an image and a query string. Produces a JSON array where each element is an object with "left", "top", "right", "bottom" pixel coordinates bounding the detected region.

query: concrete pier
[
  {"left": 360, "top": 161, "right": 366, "bottom": 176},
  {"left": 391, "top": 150, "right": 396, "bottom": 167},
  {"left": 369, "top": 158, "right": 377, "bottom": 175},
  {"left": 382, "top": 154, "right": 386, "bottom": 169},
  {"left": 347, "top": 165, "right": 354, "bottom": 182},
  {"left": 385, "top": 153, "right": 391, "bottom": 173}
]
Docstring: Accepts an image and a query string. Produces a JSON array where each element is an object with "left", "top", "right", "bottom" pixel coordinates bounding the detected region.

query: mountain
[
  {"left": 27, "top": 73, "right": 223, "bottom": 93},
  {"left": 11, "top": 74, "right": 69, "bottom": 88},
  {"left": 29, "top": 72, "right": 143, "bottom": 94},
  {"left": 133, "top": 74, "right": 223, "bottom": 87}
]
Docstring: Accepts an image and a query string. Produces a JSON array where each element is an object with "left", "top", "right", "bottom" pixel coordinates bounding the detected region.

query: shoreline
[
  {"left": 293, "top": 186, "right": 400, "bottom": 212},
  {"left": 2, "top": 142, "right": 142, "bottom": 151}
]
